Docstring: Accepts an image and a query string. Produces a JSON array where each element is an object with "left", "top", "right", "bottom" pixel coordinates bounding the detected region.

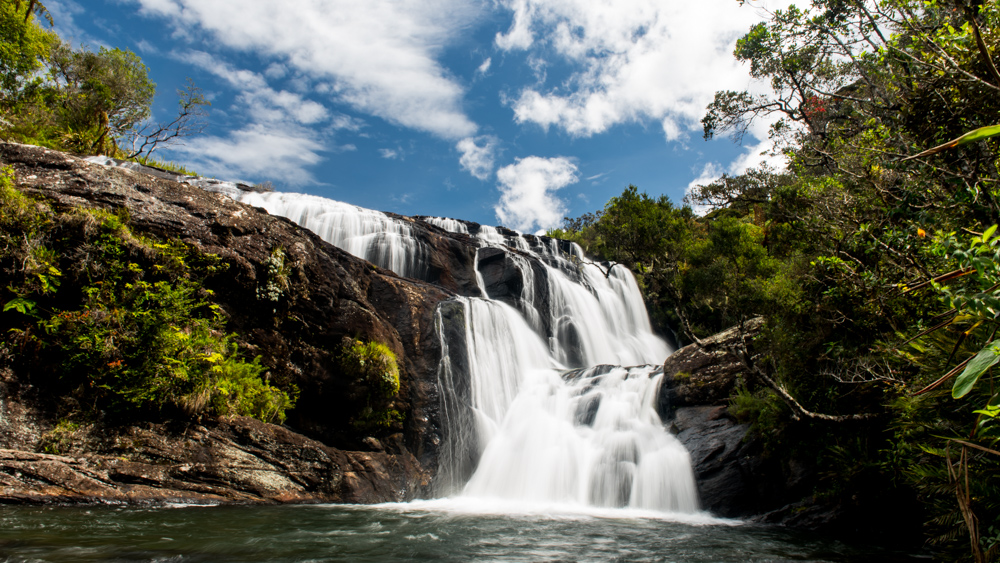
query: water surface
[{"left": 0, "top": 500, "right": 921, "bottom": 562}]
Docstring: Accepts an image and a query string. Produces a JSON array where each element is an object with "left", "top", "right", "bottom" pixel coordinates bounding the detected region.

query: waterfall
[
  {"left": 204, "top": 188, "right": 430, "bottom": 280},
  {"left": 185, "top": 180, "right": 698, "bottom": 514},
  {"left": 421, "top": 216, "right": 469, "bottom": 234},
  {"left": 433, "top": 265, "right": 698, "bottom": 513}
]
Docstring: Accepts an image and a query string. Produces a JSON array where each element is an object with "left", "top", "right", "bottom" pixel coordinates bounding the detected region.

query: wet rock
[
  {"left": 477, "top": 246, "right": 524, "bottom": 303},
  {"left": 672, "top": 406, "right": 767, "bottom": 518}
]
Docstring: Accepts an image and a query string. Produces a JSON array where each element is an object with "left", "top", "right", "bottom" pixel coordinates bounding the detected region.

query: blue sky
[{"left": 49, "top": 0, "right": 782, "bottom": 232}]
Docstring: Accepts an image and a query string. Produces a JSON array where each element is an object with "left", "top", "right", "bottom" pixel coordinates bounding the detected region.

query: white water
[
  {"left": 109, "top": 172, "right": 700, "bottom": 515},
  {"left": 206, "top": 189, "right": 431, "bottom": 280},
  {"left": 422, "top": 216, "right": 469, "bottom": 234}
]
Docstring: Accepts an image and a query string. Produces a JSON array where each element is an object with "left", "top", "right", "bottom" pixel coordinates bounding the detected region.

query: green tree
[
  {"left": 47, "top": 42, "right": 156, "bottom": 153},
  {"left": 0, "top": 0, "right": 56, "bottom": 102}
]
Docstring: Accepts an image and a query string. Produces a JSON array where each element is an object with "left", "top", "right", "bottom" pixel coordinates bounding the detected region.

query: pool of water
[{"left": 0, "top": 499, "right": 925, "bottom": 562}]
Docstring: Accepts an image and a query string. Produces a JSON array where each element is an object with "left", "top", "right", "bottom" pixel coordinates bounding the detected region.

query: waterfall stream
[{"left": 196, "top": 184, "right": 700, "bottom": 514}]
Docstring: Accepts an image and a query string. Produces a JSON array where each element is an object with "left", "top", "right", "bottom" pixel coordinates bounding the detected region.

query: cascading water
[
  {"left": 179, "top": 177, "right": 699, "bottom": 514},
  {"left": 207, "top": 188, "right": 430, "bottom": 280},
  {"left": 421, "top": 216, "right": 469, "bottom": 234},
  {"left": 433, "top": 258, "right": 699, "bottom": 513}
]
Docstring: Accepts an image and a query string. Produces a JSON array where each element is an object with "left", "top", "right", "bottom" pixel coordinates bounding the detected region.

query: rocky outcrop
[
  {"left": 659, "top": 318, "right": 762, "bottom": 415},
  {"left": 670, "top": 406, "right": 799, "bottom": 518},
  {"left": 0, "top": 417, "right": 427, "bottom": 505},
  {"left": 659, "top": 319, "right": 808, "bottom": 519},
  {"left": 0, "top": 142, "right": 452, "bottom": 503},
  {"left": 659, "top": 321, "right": 916, "bottom": 539}
]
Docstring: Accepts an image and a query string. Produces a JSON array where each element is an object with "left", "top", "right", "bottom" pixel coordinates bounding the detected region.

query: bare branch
[{"left": 123, "top": 79, "right": 209, "bottom": 161}]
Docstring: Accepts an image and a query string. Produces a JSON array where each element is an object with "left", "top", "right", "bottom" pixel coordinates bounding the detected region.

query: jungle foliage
[
  {"left": 339, "top": 338, "right": 404, "bottom": 432},
  {"left": 0, "top": 167, "right": 296, "bottom": 424},
  {"left": 553, "top": 0, "right": 1000, "bottom": 559}
]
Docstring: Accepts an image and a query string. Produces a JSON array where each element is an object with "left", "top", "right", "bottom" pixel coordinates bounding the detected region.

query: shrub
[{"left": 340, "top": 338, "right": 402, "bottom": 431}]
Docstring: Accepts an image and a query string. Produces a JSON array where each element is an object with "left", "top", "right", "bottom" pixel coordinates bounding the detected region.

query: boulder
[
  {"left": 659, "top": 318, "right": 762, "bottom": 417},
  {"left": 660, "top": 319, "right": 809, "bottom": 519},
  {"left": 672, "top": 405, "right": 793, "bottom": 518}
]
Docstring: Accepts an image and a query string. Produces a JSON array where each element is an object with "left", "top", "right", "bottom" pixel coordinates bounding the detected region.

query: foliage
[
  {"left": 0, "top": 0, "right": 56, "bottom": 101},
  {"left": 257, "top": 246, "right": 291, "bottom": 304},
  {"left": 339, "top": 338, "right": 403, "bottom": 432},
  {"left": 0, "top": 168, "right": 295, "bottom": 424},
  {"left": 37, "top": 419, "right": 81, "bottom": 455},
  {"left": 46, "top": 41, "right": 155, "bottom": 153}
]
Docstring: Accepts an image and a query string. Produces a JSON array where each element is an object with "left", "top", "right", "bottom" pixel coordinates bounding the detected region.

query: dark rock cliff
[{"left": 0, "top": 142, "right": 454, "bottom": 504}]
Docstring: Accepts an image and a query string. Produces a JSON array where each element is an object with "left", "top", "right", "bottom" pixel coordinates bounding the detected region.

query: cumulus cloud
[
  {"left": 495, "top": 156, "right": 578, "bottom": 232},
  {"left": 457, "top": 136, "right": 498, "bottom": 180},
  {"left": 130, "top": 0, "right": 482, "bottom": 139},
  {"left": 379, "top": 148, "right": 400, "bottom": 159},
  {"left": 495, "top": 0, "right": 783, "bottom": 142}
]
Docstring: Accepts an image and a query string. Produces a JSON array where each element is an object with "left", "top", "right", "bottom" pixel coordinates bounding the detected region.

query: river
[{"left": 0, "top": 501, "right": 921, "bottom": 562}]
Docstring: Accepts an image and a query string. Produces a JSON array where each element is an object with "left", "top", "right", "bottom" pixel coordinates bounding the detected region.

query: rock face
[
  {"left": 659, "top": 318, "right": 762, "bottom": 416},
  {"left": 659, "top": 321, "right": 912, "bottom": 537},
  {"left": 671, "top": 406, "right": 792, "bottom": 518},
  {"left": 0, "top": 417, "right": 427, "bottom": 505},
  {"left": 0, "top": 142, "right": 452, "bottom": 504},
  {"left": 658, "top": 319, "right": 810, "bottom": 519}
]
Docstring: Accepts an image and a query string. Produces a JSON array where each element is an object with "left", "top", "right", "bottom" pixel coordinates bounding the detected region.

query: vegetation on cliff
[
  {"left": 340, "top": 338, "right": 404, "bottom": 432},
  {"left": 0, "top": 166, "right": 296, "bottom": 423},
  {"left": 553, "top": 0, "right": 1000, "bottom": 559}
]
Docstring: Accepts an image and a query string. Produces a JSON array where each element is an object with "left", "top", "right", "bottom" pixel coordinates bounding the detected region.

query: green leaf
[
  {"left": 985, "top": 224, "right": 999, "bottom": 244},
  {"left": 954, "top": 340, "right": 1000, "bottom": 399},
  {"left": 904, "top": 124, "right": 1000, "bottom": 160},
  {"left": 3, "top": 297, "right": 36, "bottom": 315}
]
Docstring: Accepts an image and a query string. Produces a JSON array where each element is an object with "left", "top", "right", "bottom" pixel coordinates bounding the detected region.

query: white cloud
[
  {"left": 264, "top": 63, "right": 288, "bottom": 80},
  {"left": 180, "top": 50, "right": 329, "bottom": 125},
  {"left": 169, "top": 123, "right": 326, "bottom": 185},
  {"left": 495, "top": 0, "right": 783, "bottom": 142},
  {"left": 329, "top": 114, "right": 366, "bottom": 132},
  {"left": 457, "top": 136, "right": 498, "bottom": 180},
  {"left": 495, "top": 156, "right": 578, "bottom": 232},
  {"left": 379, "top": 148, "right": 400, "bottom": 159},
  {"left": 476, "top": 57, "right": 492, "bottom": 75},
  {"left": 130, "top": 0, "right": 481, "bottom": 139},
  {"left": 495, "top": 0, "right": 537, "bottom": 50}
]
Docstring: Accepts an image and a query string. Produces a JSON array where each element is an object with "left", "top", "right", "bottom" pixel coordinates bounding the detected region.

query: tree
[
  {"left": 596, "top": 185, "right": 692, "bottom": 270},
  {"left": 123, "top": 78, "right": 209, "bottom": 160},
  {"left": 47, "top": 42, "right": 155, "bottom": 153},
  {"left": 0, "top": 0, "right": 55, "bottom": 103},
  {"left": 695, "top": 1, "right": 1000, "bottom": 557}
]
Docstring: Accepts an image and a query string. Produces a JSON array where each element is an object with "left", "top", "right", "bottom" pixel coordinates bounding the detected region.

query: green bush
[{"left": 340, "top": 338, "right": 402, "bottom": 431}]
